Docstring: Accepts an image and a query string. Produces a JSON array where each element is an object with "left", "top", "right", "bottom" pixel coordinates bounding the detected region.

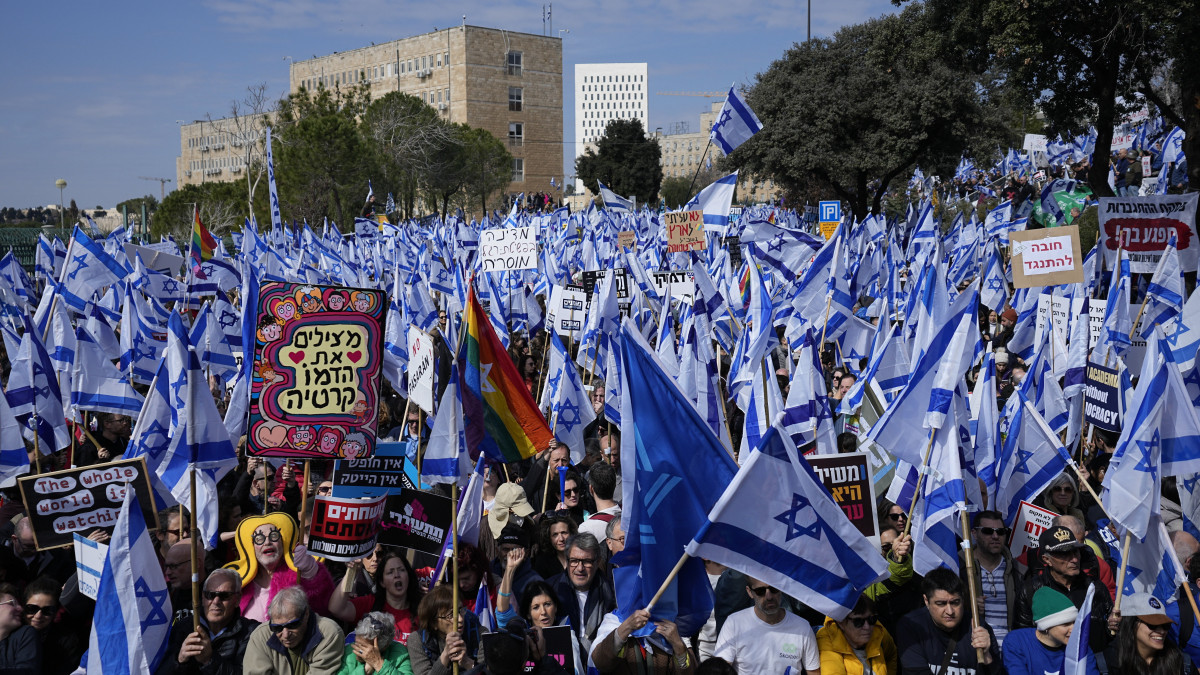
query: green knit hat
[{"left": 1033, "top": 587, "right": 1078, "bottom": 630}]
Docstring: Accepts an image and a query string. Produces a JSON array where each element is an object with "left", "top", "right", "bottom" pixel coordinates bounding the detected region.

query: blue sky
[{"left": 0, "top": 0, "right": 897, "bottom": 211}]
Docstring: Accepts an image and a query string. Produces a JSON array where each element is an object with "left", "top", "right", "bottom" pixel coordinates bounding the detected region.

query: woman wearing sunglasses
[
  {"left": 816, "top": 595, "right": 898, "bottom": 675},
  {"left": 19, "top": 578, "right": 83, "bottom": 675},
  {"left": 408, "top": 584, "right": 484, "bottom": 675}
]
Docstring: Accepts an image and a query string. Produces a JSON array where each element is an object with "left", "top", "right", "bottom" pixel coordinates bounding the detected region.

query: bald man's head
[{"left": 163, "top": 541, "right": 193, "bottom": 591}]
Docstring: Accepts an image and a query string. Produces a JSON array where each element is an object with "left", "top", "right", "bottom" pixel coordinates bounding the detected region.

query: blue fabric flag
[{"left": 710, "top": 86, "right": 763, "bottom": 155}]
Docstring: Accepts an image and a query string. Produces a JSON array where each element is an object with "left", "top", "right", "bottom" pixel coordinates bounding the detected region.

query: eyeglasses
[
  {"left": 254, "top": 474, "right": 276, "bottom": 484},
  {"left": 252, "top": 530, "right": 283, "bottom": 545},
  {"left": 1048, "top": 549, "right": 1081, "bottom": 559},
  {"left": 438, "top": 612, "right": 457, "bottom": 622},
  {"left": 607, "top": 536, "right": 626, "bottom": 545},
  {"left": 749, "top": 585, "right": 779, "bottom": 597},
  {"left": 846, "top": 615, "right": 878, "bottom": 628},
  {"left": 24, "top": 603, "right": 56, "bottom": 616},
  {"left": 976, "top": 527, "right": 1011, "bottom": 537},
  {"left": 164, "top": 560, "right": 189, "bottom": 572},
  {"left": 317, "top": 486, "right": 332, "bottom": 495},
  {"left": 269, "top": 616, "right": 305, "bottom": 633},
  {"left": 1051, "top": 485, "right": 1074, "bottom": 493},
  {"left": 887, "top": 513, "right": 907, "bottom": 521},
  {"left": 568, "top": 557, "right": 596, "bottom": 568},
  {"left": 203, "top": 590, "right": 237, "bottom": 602},
  {"left": 0, "top": 599, "right": 16, "bottom": 608},
  {"left": 563, "top": 488, "right": 580, "bottom": 497}
]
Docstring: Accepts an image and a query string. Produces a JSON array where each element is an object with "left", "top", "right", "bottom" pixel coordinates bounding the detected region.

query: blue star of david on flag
[
  {"left": 1013, "top": 448, "right": 1035, "bottom": 474},
  {"left": 775, "top": 493, "right": 822, "bottom": 541},
  {"left": 1134, "top": 430, "right": 1161, "bottom": 481}
]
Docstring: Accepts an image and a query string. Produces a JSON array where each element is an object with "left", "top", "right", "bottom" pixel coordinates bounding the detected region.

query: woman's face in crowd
[
  {"left": 529, "top": 593, "right": 557, "bottom": 628},
  {"left": 382, "top": 557, "right": 409, "bottom": 601},
  {"left": 23, "top": 592, "right": 57, "bottom": 631},
  {"left": 550, "top": 522, "right": 571, "bottom": 553},
  {"left": 1051, "top": 483, "right": 1074, "bottom": 508}
]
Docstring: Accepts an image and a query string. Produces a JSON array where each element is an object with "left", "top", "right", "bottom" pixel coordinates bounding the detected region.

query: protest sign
[
  {"left": 580, "top": 269, "right": 629, "bottom": 300},
  {"left": 124, "top": 243, "right": 184, "bottom": 276},
  {"left": 1034, "top": 294, "right": 1075, "bottom": 349},
  {"left": 650, "top": 270, "right": 695, "bottom": 303},
  {"left": 307, "top": 495, "right": 387, "bottom": 562},
  {"left": 1010, "top": 225, "right": 1084, "bottom": 287},
  {"left": 18, "top": 458, "right": 157, "bottom": 550},
  {"left": 332, "top": 442, "right": 417, "bottom": 498},
  {"left": 546, "top": 285, "right": 587, "bottom": 340},
  {"left": 247, "top": 282, "right": 386, "bottom": 459},
  {"left": 617, "top": 230, "right": 636, "bottom": 250},
  {"left": 73, "top": 534, "right": 108, "bottom": 600},
  {"left": 806, "top": 453, "right": 877, "bottom": 542},
  {"left": 1098, "top": 194, "right": 1200, "bottom": 273},
  {"left": 820, "top": 221, "right": 839, "bottom": 240},
  {"left": 665, "top": 210, "right": 705, "bottom": 253},
  {"left": 1009, "top": 500, "right": 1057, "bottom": 571},
  {"left": 408, "top": 326, "right": 435, "bottom": 415},
  {"left": 379, "top": 489, "right": 453, "bottom": 555},
  {"left": 521, "top": 626, "right": 574, "bottom": 674},
  {"left": 723, "top": 236, "right": 744, "bottom": 269},
  {"left": 480, "top": 226, "right": 538, "bottom": 272},
  {"left": 1084, "top": 362, "right": 1121, "bottom": 431}
]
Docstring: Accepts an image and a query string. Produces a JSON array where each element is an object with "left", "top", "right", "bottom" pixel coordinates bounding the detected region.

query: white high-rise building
[{"left": 573, "top": 63, "right": 648, "bottom": 191}]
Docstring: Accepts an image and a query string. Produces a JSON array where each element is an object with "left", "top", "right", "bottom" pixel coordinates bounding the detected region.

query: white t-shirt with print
[{"left": 714, "top": 607, "right": 820, "bottom": 675}]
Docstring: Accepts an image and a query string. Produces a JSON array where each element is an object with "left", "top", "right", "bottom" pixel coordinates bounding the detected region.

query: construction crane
[
  {"left": 138, "top": 176, "right": 172, "bottom": 201},
  {"left": 655, "top": 91, "right": 725, "bottom": 97}
]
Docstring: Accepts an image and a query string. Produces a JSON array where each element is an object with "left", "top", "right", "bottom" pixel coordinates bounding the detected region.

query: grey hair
[
  {"left": 565, "top": 532, "right": 604, "bottom": 563},
  {"left": 206, "top": 568, "right": 243, "bottom": 594},
  {"left": 268, "top": 586, "right": 309, "bottom": 619},
  {"left": 356, "top": 611, "right": 396, "bottom": 644},
  {"left": 604, "top": 512, "right": 623, "bottom": 541}
]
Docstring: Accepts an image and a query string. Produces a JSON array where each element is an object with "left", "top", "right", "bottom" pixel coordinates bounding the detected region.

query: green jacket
[{"left": 338, "top": 641, "right": 412, "bottom": 675}]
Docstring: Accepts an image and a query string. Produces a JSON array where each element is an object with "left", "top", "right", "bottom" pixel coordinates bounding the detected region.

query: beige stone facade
[
  {"left": 657, "top": 100, "right": 781, "bottom": 204},
  {"left": 288, "top": 25, "right": 563, "bottom": 195},
  {"left": 177, "top": 112, "right": 272, "bottom": 188},
  {"left": 176, "top": 25, "right": 563, "bottom": 197}
]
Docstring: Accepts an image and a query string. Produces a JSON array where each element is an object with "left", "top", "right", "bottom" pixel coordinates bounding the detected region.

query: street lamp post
[{"left": 55, "top": 178, "right": 67, "bottom": 230}]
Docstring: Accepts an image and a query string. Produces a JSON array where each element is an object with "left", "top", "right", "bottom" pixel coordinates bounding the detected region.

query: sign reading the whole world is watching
[{"left": 248, "top": 282, "right": 386, "bottom": 459}]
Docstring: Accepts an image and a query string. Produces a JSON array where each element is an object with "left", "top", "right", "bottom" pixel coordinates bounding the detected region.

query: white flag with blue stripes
[
  {"left": 709, "top": 85, "right": 763, "bottom": 155},
  {"left": 85, "top": 487, "right": 172, "bottom": 675}
]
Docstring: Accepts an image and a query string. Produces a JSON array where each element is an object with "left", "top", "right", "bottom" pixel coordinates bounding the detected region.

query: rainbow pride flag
[
  {"left": 460, "top": 285, "right": 553, "bottom": 463},
  {"left": 189, "top": 205, "right": 218, "bottom": 269}
]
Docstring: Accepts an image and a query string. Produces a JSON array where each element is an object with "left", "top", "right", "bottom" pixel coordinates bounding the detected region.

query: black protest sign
[
  {"left": 519, "top": 625, "right": 574, "bottom": 673},
  {"left": 805, "top": 453, "right": 877, "bottom": 540},
  {"left": 308, "top": 495, "right": 387, "bottom": 562},
  {"left": 331, "top": 442, "right": 416, "bottom": 498},
  {"left": 378, "top": 489, "right": 453, "bottom": 555},
  {"left": 1084, "top": 361, "right": 1121, "bottom": 431},
  {"left": 18, "top": 458, "right": 158, "bottom": 550}
]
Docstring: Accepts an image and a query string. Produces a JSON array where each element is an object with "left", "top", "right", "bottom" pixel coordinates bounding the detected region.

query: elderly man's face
[
  {"left": 203, "top": 577, "right": 240, "bottom": 628},
  {"left": 163, "top": 544, "right": 191, "bottom": 590},
  {"left": 269, "top": 603, "right": 308, "bottom": 649},
  {"left": 567, "top": 545, "right": 598, "bottom": 589}
]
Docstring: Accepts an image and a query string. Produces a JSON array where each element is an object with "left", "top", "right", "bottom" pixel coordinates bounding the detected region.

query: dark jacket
[
  {"left": 156, "top": 613, "right": 260, "bottom": 675},
  {"left": 551, "top": 571, "right": 616, "bottom": 655},
  {"left": 896, "top": 607, "right": 1002, "bottom": 675},
  {"left": 491, "top": 558, "right": 544, "bottom": 604},
  {"left": 0, "top": 625, "right": 42, "bottom": 675},
  {"left": 232, "top": 470, "right": 301, "bottom": 521},
  {"left": 34, "top": 616, "right": 88, "bottom": 675},
  {"left": 1013, "top": 569, "right": 1113, "bottom": 652}
]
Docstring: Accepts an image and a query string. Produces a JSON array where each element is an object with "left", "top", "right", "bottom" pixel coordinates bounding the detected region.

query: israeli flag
[
  {"left": 1138, "top": 234, "right": 1184, "bottom": 338},
  {"left": 1120, "top": 515, "right": 1187, "bottom": 602},
  {"left": 686, "top": 422, "right": 889, "bottom": 620},
  {"left": 710, "top": 85, "right": 763, "bottom": 155},
  {"left": 538, "top": 330, "right": 595, "bottom": 464},
  {"left": 994, "top": 395, "right": 1071, "bottom": 524},
  {"left": 85, "top": 487, "right": 172, "bottom": 675},
  {"left": 1063, "top": 585, "right": 1095, "bottom": 675},
  {"left": 422, "top": 364, "right": 472, "bottom": 487},
  {"left": 0, "top": 373, "right": 31, "bottom": 486},
  {"left": 684, "top": 171, "right": 739, "bottom": 234},
  {"left": 71, "top": 326, "right": 145, "bottom": 418},
  {"left": 61, "top": 225, "right": 130, "bottom": 302},
  {"left": 598, "top": 182, "right": 634, "bottom": 212}
]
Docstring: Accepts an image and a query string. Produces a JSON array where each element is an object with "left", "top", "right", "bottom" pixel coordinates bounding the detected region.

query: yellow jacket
[{"left": 815, "top": 616, "right": 898, "bottom": 675}]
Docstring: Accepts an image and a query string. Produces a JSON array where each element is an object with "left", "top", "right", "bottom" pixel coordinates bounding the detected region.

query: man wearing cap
[
  {"left": 492, "top": 524, "right": 543, "bottom": 602},
  {"left": 486, "top": 483, "right": 538, "bottom": 560},
  {"left": 1002, "top": 587, "right": 1100, "bottom": 675},
  {"left": 1014, "top": 525, "right": 1113, "bottom": 652}
]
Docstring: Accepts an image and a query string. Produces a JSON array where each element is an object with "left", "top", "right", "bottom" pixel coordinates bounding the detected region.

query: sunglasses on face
[
  {"left": 887, "top": 513, "right": 907, "bottom": 521},
  {"left": 24, "top": 603, "right": 56, "bottom": 616},
  {"left": 1052, "top": 486, "right": 1074, "bottom": 493},
  {"left": 203, "top": 590, "right": 237, "bottom": 602},
  {"left": 269, "top": 616, "right": 305, "bottom": 633},
  {"left": 563, "top": 488, "right": 580, "bottom": 497},
  {"left": 253, "top": 530, "right": 282, "bottom": 545},
  {"left": 976, "top": 527, "right": 1011, "bottom": 537},
  {"left": 749, "top": 585, "right": 779, "bottom": 597},
  {"left": 846, "top": 615, "right": 878, "bottom": 628},
  {"left": 317, "top": 486, "right": 332, "bottom": 494}
]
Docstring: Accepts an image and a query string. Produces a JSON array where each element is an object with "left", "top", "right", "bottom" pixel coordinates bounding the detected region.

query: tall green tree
[
  {"left": 361, "top": 92, "right": 456, "bottom": 219},
  {"left": 575, "top": 119, "right": 662, "bottom": 206},
  {"left": 727, "top": 3, "right": 1005, "bottom": 220},
  {"left": 275, "top": 84, "right": 374, "bottom": 227},
  {"left": 459, "top": 127, "right": 513, "bottom": 215}
]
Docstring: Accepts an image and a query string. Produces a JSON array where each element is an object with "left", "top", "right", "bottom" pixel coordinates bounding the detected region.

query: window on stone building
[
  {"left": 509, "top": 122, "right": 523, "bottom": 147},
  {"left": 512, "top": 158, "right": 524, "bottom": 182},
  {"left": 507, "top": 50, "right": 523, "bottom": 76},
  {"left": 509, "top": 87, "right": 523, "bottom": 112}
]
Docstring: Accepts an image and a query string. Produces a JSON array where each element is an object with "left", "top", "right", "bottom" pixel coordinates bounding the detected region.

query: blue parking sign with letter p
[{"left": 819, "top": 200, "right": 841, "bottom": 222}]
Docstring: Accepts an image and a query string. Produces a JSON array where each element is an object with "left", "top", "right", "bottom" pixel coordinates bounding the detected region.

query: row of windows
[
  {"left": 187, "top": 129, "right": 262, "bottom": 148},
  {"left": 300, "top": 51, "right": 451, "bottom": 91},
  {"left": 582, "top": 83, "right": 642, "bottom": 93},
  {"left": 582, "top": 74, "right": 643, "bottom": 83},
  {"left": 583, "top": 92, "right": 643, "bottom": 102},
  {"left": 583, "top": 101, "right": 642, "bottom": 112},
  {"left": 190, "top": 156, "right": 245, "bottom": 170},
  {"left": 582, "top": 110, "right": 644, "bottom": 128}
]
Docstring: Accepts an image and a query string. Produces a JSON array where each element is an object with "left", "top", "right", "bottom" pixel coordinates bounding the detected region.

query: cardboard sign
[
  {"left": 805, "top": 453, "right": 878, "bottom": 542},
  {"left": 1010, "top": 225, "right": 1084, "bottom": 287},
  {"left": 332, "top": 443, "right": 417, "bottom": 498},
  {"left": 1009, "top": 500, "right": 1057, "bottom": 571},
  {"left": 379, "top": 489, "right": 453, "bottom": 555},
  {"left": 307, "top": 495, "right": 387, "bottom": 562},
  {"left": 546, "top": 285, "right": 587, "bottom": 339},
  {"left": 617, "top": 230, "right": 636, "bottom": 250},
  {"left": 1034, "top": 295, "right": 1076, "bottom": 349},
  {"left": 480, "top": 227, "right": 538, "bottom": 272},
  {"left": 665, "top": 210, "right": 706, "bottom": 253},
  {"left": 248, "top": 282, "right": 386, "bottom": 459},
  {"left": 18, "top": 458, "right": 157, "bottom": 550},
  {"left": 408, "top": 326, "right": 435, "bottom": 415},
  {"left": 1084, "top": 362, "right": 1121, "bottom": 431},
  {"left": 73, "top": 534, "right": 108, "bottom": 600},
  {"left": 819, "top": 221, "right": 839, "bottom": 240},
  {"left": 650, "top": 270, "right": 695, "bottom": 303},
  {"left": 1098, "top": 194, "right": 1200, "bottom": 273}
]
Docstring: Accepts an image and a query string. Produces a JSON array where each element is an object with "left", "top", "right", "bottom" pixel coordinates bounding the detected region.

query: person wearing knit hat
[{"left": 1002, "top": 587, "right": 1099, "bottom": 675}]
